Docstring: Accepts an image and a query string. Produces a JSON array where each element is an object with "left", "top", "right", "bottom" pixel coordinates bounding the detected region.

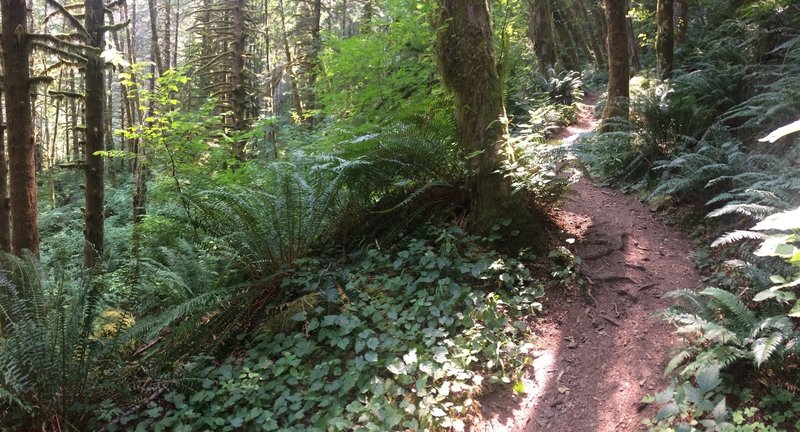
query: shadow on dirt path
[{"left": 471, "top": 94, "right": 700, "bottom": 432}]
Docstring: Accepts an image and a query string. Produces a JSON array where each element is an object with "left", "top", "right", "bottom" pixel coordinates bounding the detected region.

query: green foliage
[
  {"left": 333, "top": 120, "right": 465, "bottom": 243},
  {"left": 644, "top": 367, "right": 800, "bottom": 431},
  {"left": 0, "top": 254, "right": 117, "bottom": 430},
  {"left": 189, "top": 157, "right": 350, "bottom": 278},
  {"left": 317, "top": 2, "right": 444, "bottom": 128},
  {"left": 573, "top": 124, "right": 654, "bottom": 183},
  {"left": 535, "top": 69, "right": 583, "bottom": 108},
  {"left": 502, "top": 133, "right": 577, "bottom": 205},
  {"left": 119, "top": 225, "right": 543, "bottom": 431},
  {"left": 511, "top": 69, "right": 584, "bottom": 138},
  {"left": 118, "top": 66, "right": 234, "bottom": 191},
  {"left": 642, "top": 363, "right": 735, "bottom": 431}
]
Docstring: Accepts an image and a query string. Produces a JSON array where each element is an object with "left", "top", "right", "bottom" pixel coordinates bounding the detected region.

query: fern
[
  {"left": 710, "top": 230, "right": 768, "bottom": 248},
  {"left": 189, "top": 158, "right": 348, "bottom": 277},
  {"left": 751, "top": 332, "right": 784, "bottom": 367},
  {"left": 706, "top": 203, "right": 776, "bottom": 219},
  {"left": 0, "top": 253, "right": 112, "bottom": 430},
  {"left": 664, "top": 285, "right": 798, "bottom": 377},
  {"left": 700, "top": 287, "right": 757, "bottom": 334}
]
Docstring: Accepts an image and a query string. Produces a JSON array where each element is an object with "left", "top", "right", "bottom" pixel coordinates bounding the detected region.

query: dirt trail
[{"left": 472, "top": 95, "right": 700, "bottom": 431}]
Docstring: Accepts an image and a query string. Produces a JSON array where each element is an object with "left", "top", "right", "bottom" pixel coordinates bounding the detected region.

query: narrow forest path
[{"left": 472, "top": 95, "right": 700, "bottom": 431}]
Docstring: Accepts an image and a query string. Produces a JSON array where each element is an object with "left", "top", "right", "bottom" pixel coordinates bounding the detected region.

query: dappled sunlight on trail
[{"left": 472, "top": 99, "right": 700, "bottom": 431}]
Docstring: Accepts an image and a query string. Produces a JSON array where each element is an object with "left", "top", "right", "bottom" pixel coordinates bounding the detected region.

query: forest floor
[{"left": 471, "top": 94, "right": 700, "bottom": 431}]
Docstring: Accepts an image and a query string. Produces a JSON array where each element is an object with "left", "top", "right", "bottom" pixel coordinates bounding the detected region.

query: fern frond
[
  {"left": 665, "top": 349, "right": 694, "bottom": 376},
  {"left": 710, "top": 230, "right": 768, "bottom": 247},
  {"left": 748, "top": 316, "right": 794, "bottom": 339},
  {"left": 751, "top": 331, "right": 784, "bottom": 367},
  {"left": 706, "top": 203, "right": 775, "bottom": 219},
  {"left": 699, "top": 287, "right": 757, "bottom": 334}
]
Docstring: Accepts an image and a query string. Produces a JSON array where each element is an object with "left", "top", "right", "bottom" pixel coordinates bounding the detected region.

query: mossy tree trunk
[
  {"left": 148, "top": 0, "right": 165, "bottom": 75},
  {"left": 279, "top": 0, "right": 305, "bottom": 121},
  {"left": 434, "top": 0, "right": 511, "bottom": 226},
  {"left": 84, "top": 0, "right": 106, "bottom": 268},
  {"left": 0, "top": 91, "right": 10, "bottom": 253},
  {"left": 674, "top": 0, "right": 688, "bottom": 44},
  {"left": 2, "top": 0, "right": 39, "bottom": 256},
  {"left": 601, "top": 0, "right": 630, "bottom": 123},
  {"left": 231, "top": 0, "right": 248, "bottom": 160},
  {"left": 526, "top": 0, "right": 557, "bottom": 74},
  {"left": 656, "top": 0, "right": 674, "bottom": 79}
]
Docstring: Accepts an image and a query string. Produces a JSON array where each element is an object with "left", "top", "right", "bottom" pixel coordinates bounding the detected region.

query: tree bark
[
  {"left": 164, "top": 0, "right": 172, "bottom": 70},
  {"left": 601, "top": 0, "right": 630, "bottom": 123},
  {"left": 674, "top": 0, "right": 687, "bottom": 44},
  {"left": 656, "top": 0, "right": 674, "bottom": 79},
  {"left": 525, "top": 0, "right": 558, "bottom": 74},
  {"left": 626, "top": 15, "right": 640, "bottom": 72},
  {"left": 173, "top": 0, "right": 180, "bottom": 68},
  {"left": 279, "top": 0, "right": 304, "bottom": 121},
  {"left": 2, "top": 0, "right": 39, "bottom": 256},
  {"left": 306, "top": 0, "right": 321, "bottom": 121},
  {"left": 552, "top": 2, "right": 581, "bottom": 71},
  {"left": 0, "top": 91, "right": 10, "bottom": 253},
  {"left": 70, "top": 69, "right": 80, "bottom": 161},
  {"left": 231, "top": 0, "right": 248, "bottom": 160},
  {"left": 434, "top": 0, "right": 510, "bottom": 224},
  {"left": 148, "top": 0, "right": 164, "bottom": 75},
  {"left": 572, "top": 0, "right": 607, "bottom": 69},
  {"left": 84, "top": 0, "right": 106, "bottom": 267}
]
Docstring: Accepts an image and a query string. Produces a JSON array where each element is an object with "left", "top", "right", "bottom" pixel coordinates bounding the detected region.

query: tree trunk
[
  {"left": 69, "top": 70, "right": 79, "bottom": 161},
  {"left": 434, "top": 0, "right": 510, "bottom": 224},
  {"left": 164, "top": 0, "right": 172, "bottom": 70},
  {"left": 674, "top": 0, "right": 688, "bottom": 44},
  {"left": 525, "top": 0, "right": 557, "bottom": 74},
  {"left": 552, "top": 3, "right": 581, "bottom": 71},
  {"left": 2, "top": 0, "right": 39, "bottom": 256},
  {"left": 656, "top": 0, "right": 674, "bottom": 79},
  {"left": 601, "top": 0, "right": 630, "bottom": 123},
  {"left": 341, "top": 0, "right": 347, "bottom": 36},
  {"left": 148, "top": 0, "right": 164, "bottom": 75},
  {"left": 572, "top": 0, "right": 607, "bottom": 69},
  {"left": 279, "top": 0, "right": 304, "bottom": 121},
  {"left": 626, "top": 15, "right": 641, "bottom": 72},
  {"left": 106, "top": 67, "right": 117, "bottom": 188},
  {"left": 84, "top": 0, "right": 106, "bottom": 267},
  {"left": 231, "top": 0, "right": 248, "bottom": 160},
  {"left": 173, "top": 0, "right": 180, "bottom": 68},
  {"left": 0, "top": 91, "right": 10, "bottom": 253},
  {"left": 306, "top": 0, "right": 321, "bottom": 122}
]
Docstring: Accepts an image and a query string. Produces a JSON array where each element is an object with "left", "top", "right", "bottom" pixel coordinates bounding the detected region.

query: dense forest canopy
[{"left": 0, "top": 0, "right": 799, "bottom": 430}]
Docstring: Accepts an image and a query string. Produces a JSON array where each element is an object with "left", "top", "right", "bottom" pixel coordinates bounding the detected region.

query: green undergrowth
[
  {"left": 116, "top": 225, "right": 544, "bottom": 431},
  {"left": 569, "top": 5, "right": 800, "bottom": 428}
]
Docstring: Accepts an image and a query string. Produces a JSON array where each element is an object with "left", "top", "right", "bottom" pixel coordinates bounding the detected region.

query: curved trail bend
[{"left": 474, "top": 96, "right": 700, "bottom": 431}]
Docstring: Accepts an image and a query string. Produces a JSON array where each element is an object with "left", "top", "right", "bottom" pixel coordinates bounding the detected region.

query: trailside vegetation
[{"left": 1, "top": 0, "right": 799, "bottom": 430}]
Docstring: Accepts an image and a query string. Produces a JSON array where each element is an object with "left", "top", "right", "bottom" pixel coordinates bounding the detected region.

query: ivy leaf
[
  {"left": 713, "top": 398, "right": 728, "bottom": 421},
  {"left": 430, "top": 407, "right": 447, "bottom": 417},
  {"left": 403, "top": 349, "right": 418, "bottom": 365},
  {"left": 367, "top": 337, "right": 380, "bottom": 350},
  {"left": 696, "top": 364, "right": 721, "bottom": 394},
  {"left": 789, "top": 301, "right": 800, "bottom": 318},
  {"left": 387, "top": 360, "right": 408, "bottom": 375},
  {"left": 656, "top": 402, "right": 680, "bottom": 420}
]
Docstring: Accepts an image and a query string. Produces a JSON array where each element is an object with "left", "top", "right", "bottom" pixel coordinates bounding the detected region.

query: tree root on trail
[{"left": 581, "top": 233, "right": 629, "bottom": 260}]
